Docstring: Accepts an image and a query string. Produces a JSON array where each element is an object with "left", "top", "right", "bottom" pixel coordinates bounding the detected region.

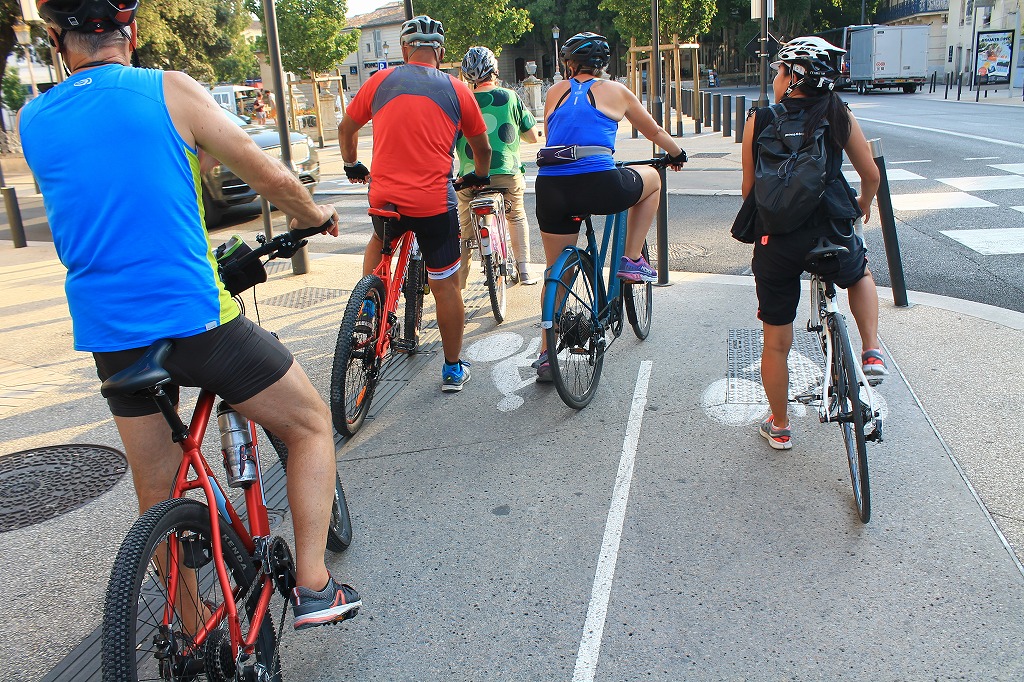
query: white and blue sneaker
[{"left": 441, "top": 360, "right": 471, "bottom": 392}]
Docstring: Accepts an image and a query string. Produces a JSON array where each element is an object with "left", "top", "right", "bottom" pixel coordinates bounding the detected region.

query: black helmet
[
  {"left": 38, "top": 0, "right": 138, "bottom": 33},
  {"left": 400, "top": 15, "right": 444, "bottom": 48},
  {"left": 559, "top": 32, "right": 610, "bottom": 70}
]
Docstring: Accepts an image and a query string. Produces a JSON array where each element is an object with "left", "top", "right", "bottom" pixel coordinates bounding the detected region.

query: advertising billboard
[{"left": 975, "top": 29, "right": 1014, "bottom": 87}]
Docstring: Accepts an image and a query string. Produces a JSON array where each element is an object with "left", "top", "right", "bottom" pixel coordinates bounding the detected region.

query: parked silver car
[{"left": 201, "top": 110, "right": 320, "bottom": 226}]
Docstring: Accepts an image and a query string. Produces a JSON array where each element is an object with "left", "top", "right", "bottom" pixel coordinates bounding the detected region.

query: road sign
[
  {"left": 378, "top": 61, "right": 388, "bottom": 71},
  {"left": 744, "top": 33, "right": 782, "bottom": 61}
]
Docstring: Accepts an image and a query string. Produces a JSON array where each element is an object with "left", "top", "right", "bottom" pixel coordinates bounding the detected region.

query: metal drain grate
[
  {"left": 648, "top": 243, "right": 711, "bottom": 267},
  {"left": 726, "top": 329, "right": 824, "bottom": 404},
  {"left": 261, "top": 287, "right": 349, "bottom": 309},
  {"left": 0, "top": 445, "right": 127, "bottom": 533},
  {"left": 688, "top": 152, "right": 730, "bottom": 159}
]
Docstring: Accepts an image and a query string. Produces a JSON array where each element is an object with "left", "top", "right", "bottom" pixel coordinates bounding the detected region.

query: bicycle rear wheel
[
  {"left": 264, "top": 429, "right": 352, "bottom": 552},
  {"left": 831, "top": 314, "right": 871, "bottom": 523},
  {"left": 623, "top": 241, "right": 653, "bottom": 339},
  {"left": 483, "top": 251, "right": 507, "bottom": 323},
  {"left": 401, "top": 256, "right": 426, "bottom": 352},
  {"left": 331, "top": 276, "right": 385, "bottom": 437},
  {"left": 102, "top": 498, "right": 281, "bottom": 682},
  {"left": 545, "top": 249, "right": 604, "bottom": 409}
]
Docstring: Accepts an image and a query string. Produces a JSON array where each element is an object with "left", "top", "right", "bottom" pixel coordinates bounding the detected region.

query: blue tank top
[
  {"left": 538, "top": 78, "right": 617, "bottom": 176},
  {"left": 20, "top": 65, "right": 237, "bottom": 352}
]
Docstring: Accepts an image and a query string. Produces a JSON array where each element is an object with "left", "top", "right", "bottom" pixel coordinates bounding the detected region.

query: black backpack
[{"left": 754, "top": 103, "right": 830, "bottom": 235}]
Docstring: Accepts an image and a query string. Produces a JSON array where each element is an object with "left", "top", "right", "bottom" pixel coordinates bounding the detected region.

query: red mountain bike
[
  {"left": 331, "top": 204, "right": 426, "bottom": 437},
  {"left": 100, "top": 226, "right": 352, "bottom": 682}
]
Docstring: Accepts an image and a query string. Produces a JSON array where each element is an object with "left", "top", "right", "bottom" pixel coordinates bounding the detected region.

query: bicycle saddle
[
  {"left": 804, "top": 236, "right": 850, "bottom": 263},
  {"left": 100, "top": 339, "right": 174, "bottom": 397},
  {"left": 368, "top": 204, "right": 400, "bottom": 221}
]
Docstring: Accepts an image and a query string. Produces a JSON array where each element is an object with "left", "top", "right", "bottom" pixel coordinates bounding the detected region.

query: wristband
[{"left": 344, "top": 161, "right": 359, "bottom": 168}]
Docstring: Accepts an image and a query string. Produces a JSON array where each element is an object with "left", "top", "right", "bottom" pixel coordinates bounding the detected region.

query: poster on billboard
[{"left": 975, "top": 29, "right": 1014, "bottom": 87}]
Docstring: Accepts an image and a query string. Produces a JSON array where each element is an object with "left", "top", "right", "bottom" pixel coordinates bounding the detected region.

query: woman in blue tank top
[{"left": 533, "top": 32, "right": 687, "bottom": 381}]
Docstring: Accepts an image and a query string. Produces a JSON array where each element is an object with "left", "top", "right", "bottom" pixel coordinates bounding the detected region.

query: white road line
[
  {"left": 991, "top": 163, "right": 1024, "bottom": 175},
  {"left": 1012, "top": 206, "right": 1024, "bottom": 213},
  {"left": 936, "top": 175, "right": 1024, "bottom": 191},
  {"left": 891, "top": 192, "right": 997, "bottom": 210},
  {"left": 844, "top": 168, "right": 924, "bottom": 183},
  {"left": 965, "top": 156, "right": 1000, "bottom": 161},
  {"left": 941, "top": 228, "right": 1024, "bottom": 255},
  {"left": 857, "top": 117, "right": 1024, "bottom": 149},
  {"left": 572, "top": 361, "right": 653, "bottom": 682},
  {"left": 887, "top": 159, "right": 931, "bottom": 165}
]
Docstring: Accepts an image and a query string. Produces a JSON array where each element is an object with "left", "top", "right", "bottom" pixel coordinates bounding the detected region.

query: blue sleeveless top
[
  {"left": 20, "top": 65, "right": 237, "bottom": 352},
  {"left": 538, "top": 78, "right": 617, "bottom": 176}
]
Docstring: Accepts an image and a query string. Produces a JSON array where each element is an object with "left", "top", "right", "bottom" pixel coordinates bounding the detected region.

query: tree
[
  {"left": 2, "top": 69, "right": 26, "bottom": 115},
  {"left": 0, "top": 0, "right": 25, "bottom": 131},
  {"left": 413, "top": 0, "right": 532, "bottom": 59},
  {"left": 599, "top": 0, "right": 717, "bottom": 44},
  {"left": 249, "top": 0, "right": 359, "bottom": 78}
]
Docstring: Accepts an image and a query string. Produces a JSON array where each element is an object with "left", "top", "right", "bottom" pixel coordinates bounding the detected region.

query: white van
[{"left": 210, "top": 85, "right": 260, "bottom": 117}]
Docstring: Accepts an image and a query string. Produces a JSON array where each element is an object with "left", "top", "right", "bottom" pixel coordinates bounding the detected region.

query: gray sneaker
[
  {"left": 759, "top": 415, "right": 792, "bottom": 450},
  {"left": 291, "top": 575, "right": 361, "bottom": 631}
]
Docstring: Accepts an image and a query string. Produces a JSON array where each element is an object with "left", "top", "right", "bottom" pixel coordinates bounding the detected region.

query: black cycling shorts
[
  {"left": 535, "top": 168, "right": 644, "bottom": 235},
  {"left": 373, "top": 207, "right": 462, "bottom": 280},
  {"left": 752, "top": 222, "right": 868, "bottom": 326},
  {"left": 93, "top": 315, "right": 293, "bottom": 418}
]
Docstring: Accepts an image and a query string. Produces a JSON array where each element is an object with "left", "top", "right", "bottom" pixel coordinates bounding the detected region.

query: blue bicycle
[{"left": 541, "top": 157, "right": 668, "bottom": 408}]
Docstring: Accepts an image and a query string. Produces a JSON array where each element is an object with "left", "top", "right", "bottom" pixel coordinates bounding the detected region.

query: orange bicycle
[{"left": 331, "top": 204, "right": 426, "bottom": 437}]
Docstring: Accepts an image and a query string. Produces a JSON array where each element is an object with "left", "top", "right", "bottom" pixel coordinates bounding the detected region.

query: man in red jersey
[{"left": 339, "top": 15, "right": 491, "bottom": 392}]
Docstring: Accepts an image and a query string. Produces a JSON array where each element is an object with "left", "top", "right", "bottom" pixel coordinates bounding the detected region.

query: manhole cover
[
  {"left": 649, "top": 243, "right": 711, "bottom": 266},
  {"left": 0, "top": 445, "right": 128, "bottom": 533},
  {"left": 725, "top": 329, "right": 824, "bottom": 404},
  {"left": 262, "top": 287, "right": 349, "bottom": 309}
]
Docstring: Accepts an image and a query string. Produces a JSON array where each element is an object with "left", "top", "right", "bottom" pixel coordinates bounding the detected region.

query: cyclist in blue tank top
[
  {"left": 23, "top": 0, "right": 360, "bottom": 630},
  {"left": 533, "top": 32, "right": 687, "bottom": 381}
]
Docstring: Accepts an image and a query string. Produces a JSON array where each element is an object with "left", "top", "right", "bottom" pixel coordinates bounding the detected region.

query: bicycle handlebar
[
  {"left": 620, "top": 156, "right": 671, "bottom": 169},
  {"left": 232, "top": 217, "right": 334, "bottom": 269}
]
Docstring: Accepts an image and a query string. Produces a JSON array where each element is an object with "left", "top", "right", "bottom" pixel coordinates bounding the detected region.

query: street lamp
[
  {"left": 12, "top": 19, "right": 38, "bottom": 97},
  {"left": 383, "top": 40, "right": 389, "bottom": 65},
  {"left": 552, "top": 25, "right": 561, "bottom": 81}
]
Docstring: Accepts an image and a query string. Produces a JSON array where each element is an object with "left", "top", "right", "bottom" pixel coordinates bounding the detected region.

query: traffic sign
[
  {"left": 744, "top": 33, "right": 782, "bottom": 61},
  {"left": 377, "top": 61, "right": 388, "bottom": 71}
]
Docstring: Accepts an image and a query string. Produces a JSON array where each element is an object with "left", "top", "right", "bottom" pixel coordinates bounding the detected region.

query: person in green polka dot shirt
[{"left": 455, "top": 46, "right": 540, "bottom": 287}]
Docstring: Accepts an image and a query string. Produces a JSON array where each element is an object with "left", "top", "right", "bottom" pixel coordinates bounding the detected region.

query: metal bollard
[
  {"left": 2, "top": 187, "right": 28, "bottom": 248},
  {"left": 944, "top": 72, "right": 950, "bottom": 99},
  {"left": 712, "top": 93, "right": 721, "bottom": 132},
  {"left": 702, "top": 92, "right": 712, "bottom": 128},
  {"left": 868, "top": 139, "right": 908, "bottom": 307},
  {"left": 723, "top": 95, "right": 732, "bottom": 137},
  {"left": 930, "top": 71, "right": 936, "bottom": 93},
  {"left": 957, "top": 72, "right": 963, "bottom": 100},
  {"left": 735, "top": 95, "right": 745, "bottom": 143},
  {"left": 260, "top": 198, "right": 274, "bottom": 241},
  {"left": 655, "top": 164, "right": 669, "bottom": 286}
]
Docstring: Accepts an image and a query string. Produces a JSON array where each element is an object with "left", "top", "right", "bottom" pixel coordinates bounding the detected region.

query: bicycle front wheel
[
  {"left": 831, "top": 314, "right": 871, "bottom": 523},
  {"left": 545, "top": 249, "right": 604, "bottom": 409},
  {"left": 483, "top": 252, "right": 507, "bottom": 323},
  {"left": 264, "top": 429, "right": 352, "bottom": 552},
  {"left": 102, "top": 498, "right": 281, "bottom": 682},
  {"left": 401, "top": 256, "right": 426, "bottom": 352},
  {"left": 331, "top": 276, "right": 385, "bottom": 437},
  {"left": 623, "top": 241, "right": 654, "bottom": 339}
]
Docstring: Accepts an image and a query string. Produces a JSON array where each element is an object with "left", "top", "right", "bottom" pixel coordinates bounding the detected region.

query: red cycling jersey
[{"left": 347, "top": 60, "right": 486, "bottom": 217}]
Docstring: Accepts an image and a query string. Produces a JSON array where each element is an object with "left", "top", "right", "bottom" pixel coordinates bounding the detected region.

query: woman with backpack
[{"left": 741, "top": 36, "right": 888, "bottom": 451}]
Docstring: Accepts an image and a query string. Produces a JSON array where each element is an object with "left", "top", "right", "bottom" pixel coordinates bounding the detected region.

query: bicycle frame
[
  {"left": 469, "top": 191, "right": 512, "bottom": 273},
  {"left": 158, "top": 388, "right": 274, "bottom": 661},
  {"left": 541, "top": 210, "right": 629, "bottom": 331},
  {"left": 807, "top": 276, "right": 881, "bottom": 434},
  {"left": 370, "top": 227, "right": 417, "bottom": 359}
]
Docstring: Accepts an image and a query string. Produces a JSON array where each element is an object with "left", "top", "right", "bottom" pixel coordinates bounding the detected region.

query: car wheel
[{"left": 202, "top": 186, "right": 225, "bottom": 228}]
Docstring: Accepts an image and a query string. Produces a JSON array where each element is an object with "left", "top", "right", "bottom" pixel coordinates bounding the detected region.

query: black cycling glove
[
  {"left": 456, "top": 172, "right": 490, "bottom": 189},
  {"left": 344, "top": 161, "right": 370, "bottom": 181},
  {"left": 667, "top": 149, "right": 688, "bottom": 165}
]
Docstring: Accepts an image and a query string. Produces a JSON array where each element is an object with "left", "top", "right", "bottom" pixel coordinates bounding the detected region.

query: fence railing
[{"left": 876, "top": 0, "right": 949, "bottom": 23}]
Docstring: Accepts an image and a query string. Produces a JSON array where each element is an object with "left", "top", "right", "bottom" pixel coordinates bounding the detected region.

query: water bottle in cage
[{"left": 217, "top": 401, "right": 259, "bottom": 488}]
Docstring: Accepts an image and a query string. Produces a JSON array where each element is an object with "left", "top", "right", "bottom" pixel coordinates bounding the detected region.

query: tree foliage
[
  {"left": 2, "top": 69, "right": 25, "bottom": 114},
  {"left": 249, "top": 0, "right": 359, "bottom": 77},
  {"left": 598, "top": 0, "right": 717, "bottom": 43},
  {"left": 417, "top": 0, "right": 532, "bottom": 58},
  {"left": 136, "top": 0, "right": 255, "bottom": 83}
]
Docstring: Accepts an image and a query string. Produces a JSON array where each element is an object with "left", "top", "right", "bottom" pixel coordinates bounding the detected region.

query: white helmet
[
  {"left": 771, "top": 36, "right": 845, "bottom": 91},
  {"left": 400, "top": 15, "right": 444, "bottom": 48},
  {"left": 462, "top": 46, "right": 498, "bottom": 83}
]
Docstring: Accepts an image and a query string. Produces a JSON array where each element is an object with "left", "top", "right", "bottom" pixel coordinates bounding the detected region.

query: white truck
[{"left": 849, "top": 25, "right": 929, "bottom": 94}]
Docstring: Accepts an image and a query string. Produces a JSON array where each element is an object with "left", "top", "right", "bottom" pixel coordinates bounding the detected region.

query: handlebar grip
[{"left": 290, "top": 217, "right": 334, "bottom": 241}]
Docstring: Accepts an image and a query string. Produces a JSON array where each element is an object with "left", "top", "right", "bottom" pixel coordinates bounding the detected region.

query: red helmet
[{"left": 38, "top": 0, "right": 138, "bottom": 33}]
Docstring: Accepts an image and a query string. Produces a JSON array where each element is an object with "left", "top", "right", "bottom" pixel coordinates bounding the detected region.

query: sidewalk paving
[{"left": 2, "top": 98, "right": 1024, "bottom": 679}]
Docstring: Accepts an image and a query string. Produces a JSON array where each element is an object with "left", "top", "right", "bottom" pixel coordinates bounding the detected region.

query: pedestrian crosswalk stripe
[
  {"left": 990, "top": 163, "right": 1024, "bottom": 175},
  {"left": 941, "top": 228, "right": 1024, "bottom": 255},
  {"left": 937, "top": 175, "right": 1024, "bottom": 191},
  {"left": 1012, "top": 206, "right": 1024, "bottom": 213},
  {"left": 891, "top": 192, "right": 997, "bottom": 210},
  {"left": 844, "top": 168, "right": 924, "bottom": 183}
]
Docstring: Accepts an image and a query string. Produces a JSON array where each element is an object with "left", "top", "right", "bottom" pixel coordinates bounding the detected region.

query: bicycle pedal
[
  {"left": 393, "top": 338, "right": 416, "bottom": 353},
  {"left": 867, "top": 376, "right": 883, "bottom": 387}
]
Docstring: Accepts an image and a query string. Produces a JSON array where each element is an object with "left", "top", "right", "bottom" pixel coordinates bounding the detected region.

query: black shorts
[
  {"left": 752, "top": 222, "right": 868, "bottom": 326},
  {"left": 373, "top": 207, "right": 461, "bottom": 280},
  {"left": 535, "top": 168, "right": 644, "bottom": 235},
  {"left": 93, "top": 315, "right": 293, "bottom": 418}
]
